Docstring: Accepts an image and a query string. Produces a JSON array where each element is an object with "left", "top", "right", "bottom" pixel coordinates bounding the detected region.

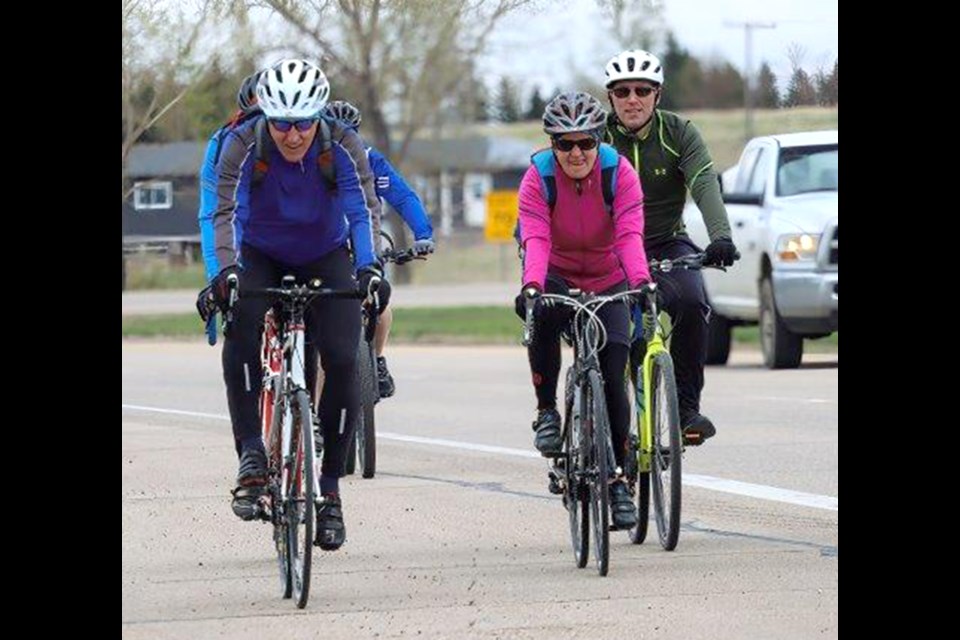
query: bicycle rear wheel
[
  {"left": 564, "top": 369, "right": 589, "bottom": 568},
  {"left": 260, "top": 365, "right": 291, "bottom": 596},
  {"left": 650, "top": 352, "right": 682, "bottom": 551},
  {"left": 357, "top": 339, "right": 378, "bottom": 478},
  {"left": 586, "top": 370, "right": 610, "bottom": 577},
  {"left": 286, "top": 389, "right": 315, "bottom": 608}
]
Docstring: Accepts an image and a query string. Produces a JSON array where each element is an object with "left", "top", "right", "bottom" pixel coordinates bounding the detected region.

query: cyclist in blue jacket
[
  {"left": 198, "top": 71, "right": 262, "bottom": 281},
  {"left": 323, "top": 100, "right": 435, "bottom": 398},
  {"left": 203, "top": 59, "right": 388, "bottom": 552}
]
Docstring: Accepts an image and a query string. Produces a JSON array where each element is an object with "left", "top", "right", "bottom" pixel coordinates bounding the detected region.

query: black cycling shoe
[
  {"left": 532, "top": 408, "right": 563, "bottom": 457},
  {"left": 682, "top": 413, "right": 717, "bottom": 446},
  {"left": 377, "top": 356, "right": 396, "bottom": 398},
  {"left": 609, "top": 480, "right": 637, "bottom": 530},
  {"left": 231, "top": 448, "right": 267, "bottom": 521},
  {"left": 315, "top": 494, "right": 346, "bottom": 550}
]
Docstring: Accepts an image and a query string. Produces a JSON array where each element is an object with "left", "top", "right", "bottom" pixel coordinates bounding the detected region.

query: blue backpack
[{"left": 514, "top": 143, "right": 621, "bottom": 247}]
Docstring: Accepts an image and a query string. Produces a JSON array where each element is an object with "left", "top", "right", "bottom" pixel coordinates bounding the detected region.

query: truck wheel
[
  {"left": 760, "top": 278, "right": 803, "bottom": 369},
  {"left": 705, "top": 311, "right": 731, "bottom": 365}
]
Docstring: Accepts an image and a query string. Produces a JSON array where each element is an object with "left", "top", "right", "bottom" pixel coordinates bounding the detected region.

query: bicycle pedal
[{"left": 547, "top": 471, "right": 564, "bottom": 495}]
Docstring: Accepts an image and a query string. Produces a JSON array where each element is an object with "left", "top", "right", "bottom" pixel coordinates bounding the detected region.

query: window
[
  {"left": 777, "top": 145, "right": 838, "bottom": 196},
  {"left": 133, "top": 181, "right": 173, "bottom": 210},
  {"left": 746, "top": 148, "right": 773, "bottom": 195},
  {"left": 734, "top": 147, "right": 760, "bottom": 193}
]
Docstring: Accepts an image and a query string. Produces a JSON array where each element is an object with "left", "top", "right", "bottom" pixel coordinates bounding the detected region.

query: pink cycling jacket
[{"left": 519, "top": 154, "right": 650, "bottom": 292}]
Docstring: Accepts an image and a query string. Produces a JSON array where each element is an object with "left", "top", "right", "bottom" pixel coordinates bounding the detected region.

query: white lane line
[
  {"left": 122, "top": 404, "right": 838, "bottom": 511},
  {"left": 745, "top": 395, "right": 836, "bottom": 404},
  {"left": 682, "top": 474, "right": 837, "bottom": 511}
]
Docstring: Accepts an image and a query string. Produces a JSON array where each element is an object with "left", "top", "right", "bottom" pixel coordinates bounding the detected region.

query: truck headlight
[{"left": 776, "top": 233, "right": 821, "bottom": 262}]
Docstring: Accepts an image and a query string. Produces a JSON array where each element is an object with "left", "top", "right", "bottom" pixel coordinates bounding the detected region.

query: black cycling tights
[
  {"left": 527, "top": 279, "right": 633, "bottom": 469},
  {"left": 222, "top": 244, "right": 360, "bottom": 480}
]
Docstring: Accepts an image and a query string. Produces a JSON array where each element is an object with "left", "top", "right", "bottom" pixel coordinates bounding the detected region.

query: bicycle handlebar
[
  {"left": 649, "top": 252, "right": 732, "bottom": 273},
  {"left": 380, "top": 247, "right": 427, "bottom": 266}
]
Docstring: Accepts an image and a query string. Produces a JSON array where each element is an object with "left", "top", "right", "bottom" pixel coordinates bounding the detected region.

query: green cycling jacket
[{"left": 605, "top": 109, "right": 731, "bottom": 246}]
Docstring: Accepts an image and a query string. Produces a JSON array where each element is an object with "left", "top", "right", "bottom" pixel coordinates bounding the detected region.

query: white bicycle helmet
[
  {"left": 256, "top": 59, "right": 330, "bottom": 119},
  {"left": 604, "top": 49, "right": 664, "bottom": 88},
  {"left": 542, "top": 92, "right": 608, "bottom": 136},
  {"left": 323, "top": 100, "right": 362, "bottom": 129}
]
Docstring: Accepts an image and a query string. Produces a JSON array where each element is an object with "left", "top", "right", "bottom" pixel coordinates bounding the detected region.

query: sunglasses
[
  {"left": 611, "top": 86, "right": 657, "bottom": 99},
  {"left": 553, "top": 137, "right": 599, "bottom": 152},
  {"left": 268, "top": 118, "right": 318, "bottom": 133}
]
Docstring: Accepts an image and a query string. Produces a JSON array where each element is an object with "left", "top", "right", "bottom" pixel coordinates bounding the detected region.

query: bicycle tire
[
  {"left": 564, "top": 368, "right": 589, "bottom": 569},
  {"left": 630, "top": 360, "right": 650, "bottom": 545},
  {"left": 344, "top": 430, "right": 357, "bottom": 475},
  {"left": 586, "top": 370, "right": 610, "bottom": 577},
  {"left": 358, "top": 340, "right": 378, "bottom": 478},
  {"left": 260, "top": 365, "right": 291, "bottom": 597},
  {"left": 287, "top": 389, "right": 315, "bottom": 609},
  {"left": 650, "top": 352, "right": 682, "bottom": 551}
]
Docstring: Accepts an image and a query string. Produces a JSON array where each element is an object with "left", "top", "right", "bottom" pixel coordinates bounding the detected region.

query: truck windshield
[{"left": 777, "top": 144, "right": 838, "bottom": 197}]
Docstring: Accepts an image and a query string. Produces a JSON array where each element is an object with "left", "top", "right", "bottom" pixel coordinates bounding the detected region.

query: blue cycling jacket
[
  {"left": 368, "top": 148, "right": 433, "bottom": 241},
  {"left": 209, "top": 115, "right": 380, "bottom": 274}
]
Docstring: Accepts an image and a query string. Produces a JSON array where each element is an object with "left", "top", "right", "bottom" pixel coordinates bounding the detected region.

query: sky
[{"left": 478, "top": 0, "right": 838, "bottom": 96}]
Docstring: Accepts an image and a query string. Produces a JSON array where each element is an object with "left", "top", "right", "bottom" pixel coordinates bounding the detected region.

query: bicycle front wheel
[
  {"left": 564, "top": 369, "right": 589, "bottom": 569},
  {"left": 358, "top": 340, "right": 378, "bottom": 478},
  {"left": 586, "top": 370, "right": 610, "bottom": 577},
  {"left": 629, "top": 359, "right": 650, "bottom": 545},
  {"left": 286, "top": 389, "right": 315, "bottom": 608},
  {"left": 650, "top": 352, "right": 682, "bottom": 551}
]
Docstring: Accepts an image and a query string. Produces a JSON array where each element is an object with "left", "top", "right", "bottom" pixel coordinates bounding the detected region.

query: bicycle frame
[{"left": 635, "top": 284, "right": 668, "bottom": 476}]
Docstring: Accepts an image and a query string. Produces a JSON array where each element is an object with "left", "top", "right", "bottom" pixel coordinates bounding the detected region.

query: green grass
[
  {"left": 122, "top": 313, "right": 210, "bottom": 339},
  {"left": 389, "top": 306, "right": 519, "bottom": 343},
  {"left": 125, "top": 255, "right": 206, "bottom": 290},
  {"left": 122, "top": 306, "right": 838, "bottom": 352}
]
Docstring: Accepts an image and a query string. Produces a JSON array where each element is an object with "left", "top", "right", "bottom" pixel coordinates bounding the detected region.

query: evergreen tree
[
  {"left": 525, "top": 86, "right": 547, "bottom": 121},
  {"left": 755, "top": 62, "right": 780, "bottom": 108},
  {"left": 495, "top": 76, "right": 522, "bottom": 123},
  {"left": 659, "top": 32, "right": 692, "bottom": 110},
  {"left": 783, "top": 68, "right": 817, "bottom": 107}
]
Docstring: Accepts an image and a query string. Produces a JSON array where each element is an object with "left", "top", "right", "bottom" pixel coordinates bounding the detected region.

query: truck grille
[{"left": 828, "top": 226, "right": 838, "bottom": 265}]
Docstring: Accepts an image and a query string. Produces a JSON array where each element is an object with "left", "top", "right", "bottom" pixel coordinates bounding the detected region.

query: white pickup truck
[{"left": 682, "top": 130, "right": 838, "bottom": 368}]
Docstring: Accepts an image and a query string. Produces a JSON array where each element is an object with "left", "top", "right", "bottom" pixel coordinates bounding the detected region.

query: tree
[
  {"left": 659, "top": 32, "right": 693, "bottom": 110},
  {"left": 525, "top": 86, "right": 547, "bottom": 121},
  {"left": 783, "top": 68, "right": 817, "bottom": 107},
  {"left": 782, "top": 43, "right": 816, "bottom": 107},
  {"left": 122, "top": 0, "right": 210, "bottom": 199},
  {"left": 818, "top": 59, "right": 838, "bottom": 106},
  {"left": 701, "top": 60, "right": 744, "bottom": 109},
  {"left": 596, "top": 0, "right": 666, "bottom": 52},
  {"left": 453, "top": 60, "right": 490, "bottom": 123},
  {"left": 494, "top": 76, "right": 522, "bottom": 123},
  {"left": 256, "top": 0, "right": 532, "bottom": 164},
  {"left": 755, "top": 62, "right": 780, "bottom": 109}
]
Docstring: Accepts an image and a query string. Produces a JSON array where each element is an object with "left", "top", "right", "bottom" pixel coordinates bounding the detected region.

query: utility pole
[{"left": 724, "top": 21, "right": 776, "bottom": 141}]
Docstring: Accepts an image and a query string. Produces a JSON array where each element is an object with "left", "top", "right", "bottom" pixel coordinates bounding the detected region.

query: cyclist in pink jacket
[{"left": 516, "top": 91, "right": 650, "bottom": 530}]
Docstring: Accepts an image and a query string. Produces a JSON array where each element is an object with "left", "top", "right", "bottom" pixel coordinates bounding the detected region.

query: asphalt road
[{"left": 122, "top": 342, "right": 838, "bottom": 639}]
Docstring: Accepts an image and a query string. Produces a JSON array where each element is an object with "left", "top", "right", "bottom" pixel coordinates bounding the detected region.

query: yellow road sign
[{"left": 485, "top": 190, "right": 519, "bottom": 243}]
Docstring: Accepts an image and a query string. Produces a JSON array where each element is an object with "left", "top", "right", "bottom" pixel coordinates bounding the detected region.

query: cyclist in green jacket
[{"left": 603, "top": 49, "right": 739, "bottom": 445}]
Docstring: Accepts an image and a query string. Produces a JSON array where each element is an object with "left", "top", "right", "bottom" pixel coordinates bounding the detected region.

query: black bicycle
[
  {"left": 344, "top": 234, "right": 427, "bottom": 478},
  {"left": 523, "top": 286, "right": 641, "bottom": 576}
]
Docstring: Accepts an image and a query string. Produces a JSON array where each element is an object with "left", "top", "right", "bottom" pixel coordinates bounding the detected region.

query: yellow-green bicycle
[{"left": 628, "top": 253, "right": 717, "bottom": 550}]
